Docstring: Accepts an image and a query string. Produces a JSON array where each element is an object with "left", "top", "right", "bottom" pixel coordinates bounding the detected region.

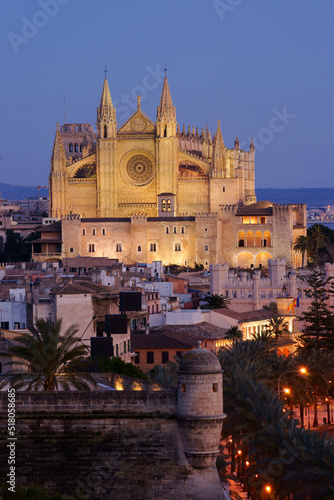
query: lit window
[
  {"left": 162, "top": 199, "right": 166, "bottom": 212},
  {"left": 167, "top": 199, "right": 171, "bottom": 212}
]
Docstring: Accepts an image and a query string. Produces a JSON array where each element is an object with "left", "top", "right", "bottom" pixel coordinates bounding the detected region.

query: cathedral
[{"left": 41, "top": 75, "right": 307, "bottom": 268}]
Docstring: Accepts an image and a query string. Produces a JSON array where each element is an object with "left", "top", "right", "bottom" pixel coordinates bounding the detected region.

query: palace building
[{"left": 35, "top": 75, "right": 307, "bottom": 268}]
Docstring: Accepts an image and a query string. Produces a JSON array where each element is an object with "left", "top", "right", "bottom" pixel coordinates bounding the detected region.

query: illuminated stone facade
[{"left": 45, "top": 75, "right": 306, "bottom": 268}]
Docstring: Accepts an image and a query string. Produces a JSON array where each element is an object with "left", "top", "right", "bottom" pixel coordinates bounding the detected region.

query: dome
[{"left": 178, "top": 346, "right": 222, "bottom": 374}]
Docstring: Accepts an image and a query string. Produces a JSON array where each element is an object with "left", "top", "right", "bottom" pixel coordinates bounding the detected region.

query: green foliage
[
  {"left": 262, "top": 301, "right": 278, "bottom": 313},
  {"left": 98, "top": 356, "right": 148, "bottom": 380},
  {"left": 202, "top": 293, "right": 230, "bottom": 309},
  {"left": 266, "top": 315, "right": 290, "bottom": 339},
  {"left": 3, "top": 229, "right": 40, "bottom": 262},
  {"left": 194, "top": 262, "right": 204, "bottom": 271},
  {"left": 298, "top": 268, "right": 334, "bottom": 349},
  {"left": 218, "top": 336, "right": 334, "bottom": 499},
  {"left": 225, "top": 326, "right": 243, "bottom": 344},
  {"left": 0, "top": 318, "right": 95, "bottom": 391},
  {"left": 148, "top": 361, "right": 178, "bottom": 386},
  {"left": 2, "top": 484, "right": 66, "bottom": 499}
]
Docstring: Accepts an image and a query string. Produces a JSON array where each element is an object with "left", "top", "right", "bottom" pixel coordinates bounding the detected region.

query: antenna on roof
[{"left": 63, "top": 89, "right": 66, "bottom": 125}]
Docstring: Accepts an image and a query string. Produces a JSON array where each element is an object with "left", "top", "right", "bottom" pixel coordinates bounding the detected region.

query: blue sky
[{"left": 1, "top": 0, "right": 333, "bottom": 189}]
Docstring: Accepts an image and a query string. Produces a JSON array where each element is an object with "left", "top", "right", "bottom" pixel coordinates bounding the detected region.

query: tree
[
  {"left": 266, "top": 315, "right": 290, "bottom": 340},
  {"left": 225, "top": 326, "right": 243, "bottom": 344},
  {"left": 307, "top": 224, "right": 327, "bottom": 264},
  {"left": 148, "top": 361, "right": 179, "bottom": 386},
  {"left": 293, "top": 234, "right": 309, "bottom": 268},
  {"left": 98, "top": 356, "right": 147, "bottom": 380},
  {"left": 0, "top": 318, "right": 95, "bottom": 391},
  {"left": 3, "top": 229, "right": 40, "bottom": 262},
  {"left": 297, "top": 269, "right": 334, "bottom": 349},
  {"left": 202, "top": 293, "right": 230, "bottom": 309}
]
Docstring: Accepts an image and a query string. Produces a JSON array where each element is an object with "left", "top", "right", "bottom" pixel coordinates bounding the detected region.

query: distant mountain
[
  {"left": 0, "top": 183, "right": 48, "bottom": 200},
  {"left": 256, "top": 188, "right": 334, "bottom": 208}
]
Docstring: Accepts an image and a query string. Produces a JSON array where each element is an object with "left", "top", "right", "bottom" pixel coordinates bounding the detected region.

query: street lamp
[{"left": 277, "top": 368, "right": 307, "bottom": 397}]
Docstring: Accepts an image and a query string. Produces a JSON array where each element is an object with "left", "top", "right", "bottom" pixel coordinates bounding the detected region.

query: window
[
  {"left": 165, "top": 227, "right": 169, "bottom": 234},
  {"left": 74, "top": 144, "right": 78, "bottom": 153},
  {"left": 88, "top": 244, "right": 95, "bottom": 253},
  {"left": 102, "top": 228, "right": 106, "bottom": 235},
  {"left": 80, "top": 144, "right": 83, "bottom": 152},
  {"left": 223, "top": 187, "right": 225, "bottom": 192},
  {"left": 83, "top": 229, "right": 86, "bottom": 235},
  {"left": 128, "top": 339, "right": 130, "bottom": 352},
  {"left": 1, "top": 322, "right": 9, "bottom": 330},
  {"left": 205, "top": 245, "right": 208, "bottom": 251},
  {"left": 181, "top": 226, "right": 185, "bottom": 234},
  {"left": 70, "top": 247, "right": 74, "bottom": 253},
  {"left": 134, "top": 352, "right": 140, "bottom": 365},
  {"left": 137, "top": 245, "right": 141, "bottom": 252},
  {"left": 147, "top": 351, "right": 154, "bottom": 364},
  {"left": 92, "top": 228, "right": 96, "bottom": 235},
  {"left": 116, "top": 243, "right": 122, "bottom": 252},
  {"left": 0, "top": 362, "right": 2, "bottom": 374},
  {"left": 205, "top": 227, "right": 208, "bottom": 232},
  {"left": 162, "top": 351, "right": 169, "bottom": 363},
  {"left": 181, "top": 383, "right": 186, "bottom": 393},
  {"left": 124, "top": 341, "right": 127, "bottom": 354},
  {"left": 162, "top": 199, "right": 166, "bottom": 212},
  {"left": 104, "top": 125, "right": 107, "bottom": 138},
  {"left": 174, "top": 243, "right": 181, "bottom": 251},
  {"left": 173, "top": 227, "right": 177, "bottom": 234},
  {"left": 167, "top": 199, "right": 171, "bottom": 212},
  {"left": 116, "top": 344, "right": 118, "bottom": 356},
  {"left": 69, "top": 144, "right": 73, "bottom": 152},
  {"left": 238, "top": 240, "right": 245, "bottom": 247},
  {"left": 213, "top": 383, "right": 218, "bottom": 393},
  {"left": 150, "top": 243, "right": 156, "bottom": 252},
  {"left": 260, "top": 217, "right": 266, "bottom": 224}
]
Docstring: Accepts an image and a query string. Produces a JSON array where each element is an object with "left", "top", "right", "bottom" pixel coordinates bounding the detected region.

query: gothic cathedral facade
[{"left": 44, "top": 75, "right": 306, "bottom": 268}]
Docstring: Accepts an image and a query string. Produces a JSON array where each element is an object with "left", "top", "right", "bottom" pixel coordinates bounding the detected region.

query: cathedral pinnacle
[
  {"left": 157, "top": 75, "right": 176, "bottom": 121},
  {"left": 51, "top": 124, "right": 66, "bottom": 164},
  {"left": 97, "top": 75, "right": 117, "bottom": 138}
]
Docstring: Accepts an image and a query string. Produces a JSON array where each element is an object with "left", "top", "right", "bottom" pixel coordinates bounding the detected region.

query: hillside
[{"left": 256, "top": 188, "right": 334, "bottom": 208}]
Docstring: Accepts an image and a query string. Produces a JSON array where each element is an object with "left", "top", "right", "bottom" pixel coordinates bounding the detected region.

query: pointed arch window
[
  {"left": 69, "top": 144, "right": 73, "bottom": 153},
  {"left": 162, "top": 199, "right": 166, "bottom": 212},
  {"left": 74, "top": 144, "right": 78, "bottom": 153},
  {"left": 167, "top": 199, "right": 171, "bottom": 212},
  {"left": 104, "top": 125, "right": 108, "bottom": 138}
]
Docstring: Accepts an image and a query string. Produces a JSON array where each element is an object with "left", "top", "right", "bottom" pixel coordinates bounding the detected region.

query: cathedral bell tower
[
  {"left": 156, "top": 75, "right": 178, "bottom": 213},
  {"left": 49, "top": 123, "right": 67, "bottom": 218},
  {"left": 96, "top": 75, "right": 117, "bottom": 217}
]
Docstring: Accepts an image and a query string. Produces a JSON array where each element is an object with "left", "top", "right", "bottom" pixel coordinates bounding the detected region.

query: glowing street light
[{"left": 277, "top": 368, "right": 307, "bottom": 397}]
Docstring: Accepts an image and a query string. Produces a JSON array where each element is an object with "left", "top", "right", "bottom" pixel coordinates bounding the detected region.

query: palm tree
[
  {"left": 202, "top": 293, "right": 230, "bottom": 309},
  {"left": 308, "top": 224, "right": 327, "bottom": 263},
  {"left": 266, "top": 315, "right": 290, "bottom": 340},
  {"left": 293, "top": 235, "right": 309, "bottom": 268},
  {"left": 225, "top": 326, "right": 243, "bottom": 344},
  {"left": 0, "top": 318, "right": 95, "bottom": 391},
  {"left": 148, "top": 361, "right": 178, "bottom": 386}
]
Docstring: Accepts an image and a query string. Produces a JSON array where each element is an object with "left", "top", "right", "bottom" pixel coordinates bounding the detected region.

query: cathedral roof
[{"left": 236, "top": 200, "right": 275, "bottom": 215}]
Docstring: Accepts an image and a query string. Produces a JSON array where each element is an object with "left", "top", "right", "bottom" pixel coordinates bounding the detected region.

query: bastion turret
[{"left": 177, "top": 345, "right": 226, "bottom": 469}]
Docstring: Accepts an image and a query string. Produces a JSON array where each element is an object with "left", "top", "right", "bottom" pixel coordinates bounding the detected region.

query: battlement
[
  {"left": 131, "top": 214, "right": 148, "bottom": 221},
  {"left": 61, "top": 214, "right": 81, "bottom": 220},
  {"left": 195, "top": 212, "right": 218, "bottom": 218}
]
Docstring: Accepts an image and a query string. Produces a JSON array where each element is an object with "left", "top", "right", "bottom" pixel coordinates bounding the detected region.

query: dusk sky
[{"left": 1, "top": 0, "right": 333, "bottom": 189}]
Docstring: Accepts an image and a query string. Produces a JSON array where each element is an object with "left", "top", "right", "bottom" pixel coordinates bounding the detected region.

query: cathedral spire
[
  {"left": 156, "top": 75, "right": 176, "bottom": 137},
  {"left": 211, "top": 120, "right": 225, "bottom": 178},
  {"left": 51, "top": 123, "right": 66, "bottom": 164},
  {"left": 97, "top": 75, "right": 117, "bottom": 139}
]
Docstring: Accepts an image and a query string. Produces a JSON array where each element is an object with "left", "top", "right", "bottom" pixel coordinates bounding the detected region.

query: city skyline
[{"left": 1, "top": 0, "right": 333, "bottom": 188}]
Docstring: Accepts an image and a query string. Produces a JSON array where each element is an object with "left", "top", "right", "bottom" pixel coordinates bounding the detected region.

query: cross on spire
[
  {"left": 104, "top": 67, "right": 108, "bottom": 78},
  {"left": 164, "top": 66, "right": 168, "bottom": 77}
]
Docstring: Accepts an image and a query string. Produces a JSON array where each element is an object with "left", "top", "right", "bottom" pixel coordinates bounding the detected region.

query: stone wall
[{"left": 0, "top": 390, "right": 226, "bottom": 500}]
